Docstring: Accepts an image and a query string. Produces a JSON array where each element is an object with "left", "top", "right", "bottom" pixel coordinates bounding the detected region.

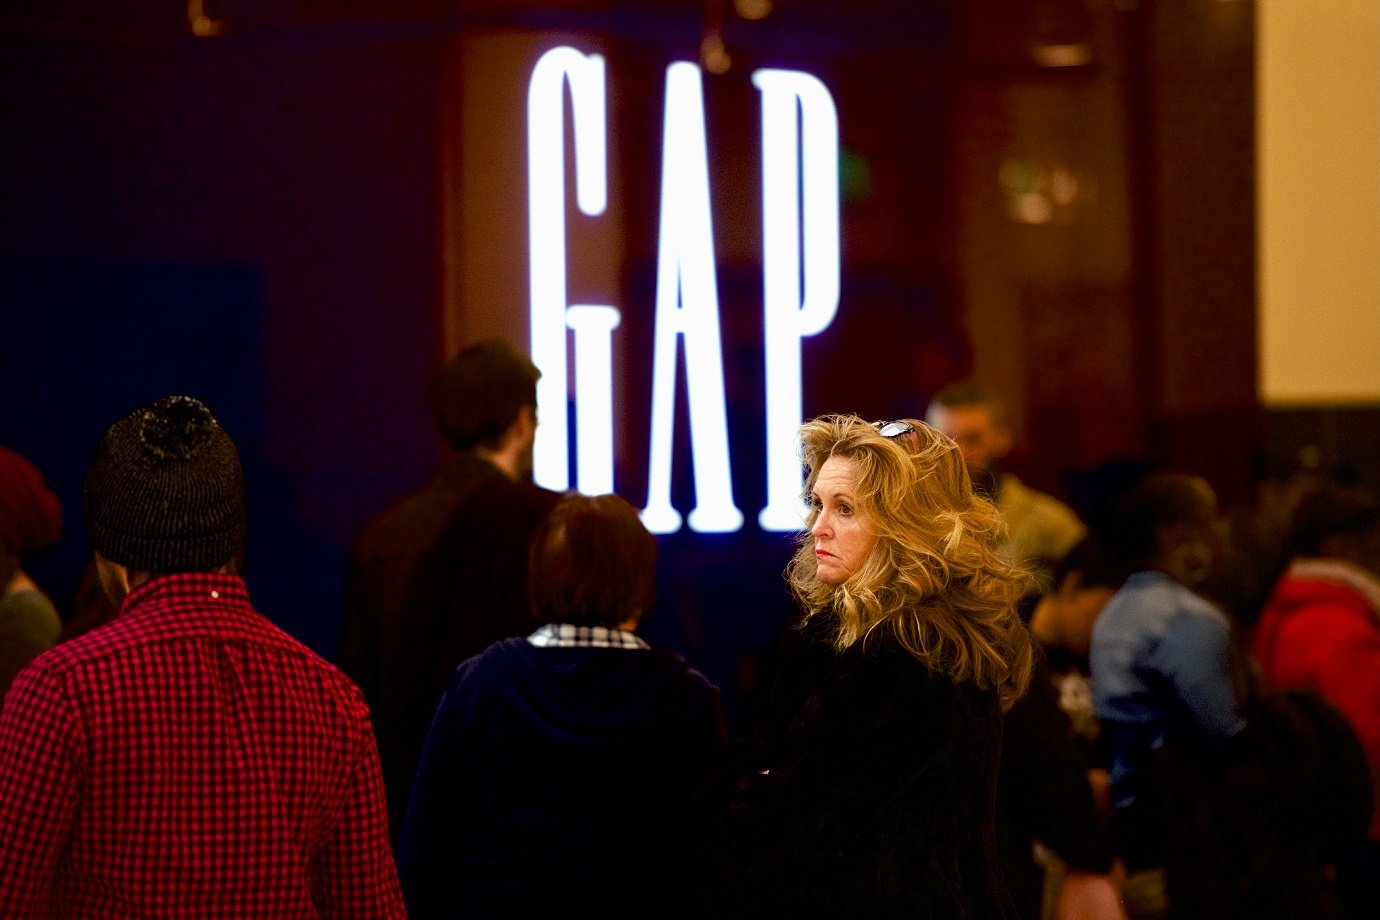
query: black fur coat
[{"left": 709, "top": 613, "right": 1015, "bottom": 919}]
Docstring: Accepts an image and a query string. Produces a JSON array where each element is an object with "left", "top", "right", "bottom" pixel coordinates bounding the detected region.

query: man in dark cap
[
  {"left": 341, "top": 338, "right": 561, "bottom": 843},
  {"left": 0, "top": 395, "right": 405, "bottom": 917}
]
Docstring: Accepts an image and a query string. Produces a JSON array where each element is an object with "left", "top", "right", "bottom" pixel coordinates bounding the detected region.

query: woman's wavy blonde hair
[{"left": 787, "top": 414, "right": 1034, "bottom": 710}]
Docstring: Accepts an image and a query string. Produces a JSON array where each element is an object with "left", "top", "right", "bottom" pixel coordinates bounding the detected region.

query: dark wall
[{"left": 1, "top": 15, "right": 444, "bottom": 656}]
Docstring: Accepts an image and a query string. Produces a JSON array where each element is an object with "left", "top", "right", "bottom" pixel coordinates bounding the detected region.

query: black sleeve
[{"left": 999, "top": 645, "right": 1114, "bottom": 873}]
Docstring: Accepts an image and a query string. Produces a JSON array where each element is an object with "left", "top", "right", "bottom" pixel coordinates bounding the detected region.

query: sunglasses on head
[{"left": 873, "top": 420, "right": 915, "bottom": 439}]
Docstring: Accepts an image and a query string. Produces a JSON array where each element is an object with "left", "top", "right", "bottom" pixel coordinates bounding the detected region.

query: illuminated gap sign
[{"left": 527, "top": 46, "right": 840, "bottom": 534}]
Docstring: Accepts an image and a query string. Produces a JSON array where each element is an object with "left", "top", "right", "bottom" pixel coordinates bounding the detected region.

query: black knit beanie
[{"left": 84, "top": 395, "right": 246, "bottom": 573}]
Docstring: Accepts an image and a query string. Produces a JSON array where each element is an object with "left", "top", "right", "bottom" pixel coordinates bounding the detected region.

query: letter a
[{"left": 642, "top": 62, "right": 744, "bottom": 535}]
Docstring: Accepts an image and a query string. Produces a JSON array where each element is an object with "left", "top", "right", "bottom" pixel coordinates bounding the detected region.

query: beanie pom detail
[
  {"left": 138, "top": 395, "right": 218, "bottom": 465},
  {"left": 84, "top": 395, "right": 246, "bottom": 573}
]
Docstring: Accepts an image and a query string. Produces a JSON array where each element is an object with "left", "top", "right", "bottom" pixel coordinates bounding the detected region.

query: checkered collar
[{"left": 527, "top": 623, "right": 649, "bottom": 650}]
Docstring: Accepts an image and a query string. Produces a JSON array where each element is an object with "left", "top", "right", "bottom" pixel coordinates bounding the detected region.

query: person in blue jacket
[
  {"left": 1090, "top": 470, "right": 1245, "bottom": 915},
  {"left": 398, "top": 491, "right": 726, "bottom": 919}
]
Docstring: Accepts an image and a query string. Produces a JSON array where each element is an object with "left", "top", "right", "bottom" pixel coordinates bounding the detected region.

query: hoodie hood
[
  {"left": 1255, "top": 559, "right": 1380, "bottom": 694},
  {"left": 458, "top": 636, "right": 720, "bottom": 746},
  {"left": 1267, "top": 559, "right": 1380, "bottom": 621},
  {"left": 405, "top": 635, "right": 725, "bottom": 902}
]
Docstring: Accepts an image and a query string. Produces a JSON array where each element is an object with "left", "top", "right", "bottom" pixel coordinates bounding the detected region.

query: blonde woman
[{"left": 714, "top": 414, "right": 1034, "bottom": 919}]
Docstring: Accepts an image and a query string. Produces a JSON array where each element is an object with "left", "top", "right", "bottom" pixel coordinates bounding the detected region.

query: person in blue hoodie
[{"left": 397, "top": 491, "right": 726, "bottom": 919}]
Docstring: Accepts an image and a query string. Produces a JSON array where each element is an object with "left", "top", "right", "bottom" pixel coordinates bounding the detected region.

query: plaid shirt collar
[
  {"left": 119, "top": 571, "right": 253, "bottom": 616},
  {"left": 527, "top": 623, "right": 649, "bottom": 650}
]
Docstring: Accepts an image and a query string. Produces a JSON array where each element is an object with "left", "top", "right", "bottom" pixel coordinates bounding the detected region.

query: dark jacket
[
  {"left": 340, "top": 451, "right": 560, "bottom": 839},
  {"left": 997, "top": 646, "right": 1114, "bottom": 919},
  {"left": 397, "top": 636, "right": 726, "bottom": 919},
  {"left": 712, "top": 613, "right": 1015, "bottom": 919}
]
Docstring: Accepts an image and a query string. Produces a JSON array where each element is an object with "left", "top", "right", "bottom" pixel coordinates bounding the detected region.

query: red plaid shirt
[{"left": 0, "top": 573, "right": 406, "bottom": 918}]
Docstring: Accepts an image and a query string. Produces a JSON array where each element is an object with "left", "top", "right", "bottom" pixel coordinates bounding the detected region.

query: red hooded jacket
[{"left": 1254, "top": 560, "right": 1380, "bottom": 839}]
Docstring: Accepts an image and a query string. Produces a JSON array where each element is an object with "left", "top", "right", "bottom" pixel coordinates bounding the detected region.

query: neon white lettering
[
  {"left": 527, "top": 47, "right": 609, "bottom": 492},
  {"left": 754, "top": 68, "right": 841, "bottom": 531},
  {"left": 642, "top": 62, "right": 744, "bottom": 535},
  {"left": 523, "top": 49, "right": 840, "bottom": 535}
]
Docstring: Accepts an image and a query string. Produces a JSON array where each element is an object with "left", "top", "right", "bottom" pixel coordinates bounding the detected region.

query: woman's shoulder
[
  {"left": 442, "top": 636, "right": 530, "bottom": 686},
  {"left": 840, "top": 632, "right": 998, "bottom": 708},
  {"left": 819, "top": 641, "right": 1004, "bottom": 763}
]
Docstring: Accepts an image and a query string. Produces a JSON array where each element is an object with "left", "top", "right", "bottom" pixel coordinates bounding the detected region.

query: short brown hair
[
  {"left": 429, "top": 338, "right": 540, "bottom": 451},
  {"left": 926, "top": 379, "right": 1008, "bottom": 427},
  {"left": 529, "top": 493, "right": 658, "bottom": 628}
]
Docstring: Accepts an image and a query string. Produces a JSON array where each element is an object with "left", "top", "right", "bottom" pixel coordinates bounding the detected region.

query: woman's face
[{"left": 810, "top": 455, "right": 879, "bottom": 586}]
